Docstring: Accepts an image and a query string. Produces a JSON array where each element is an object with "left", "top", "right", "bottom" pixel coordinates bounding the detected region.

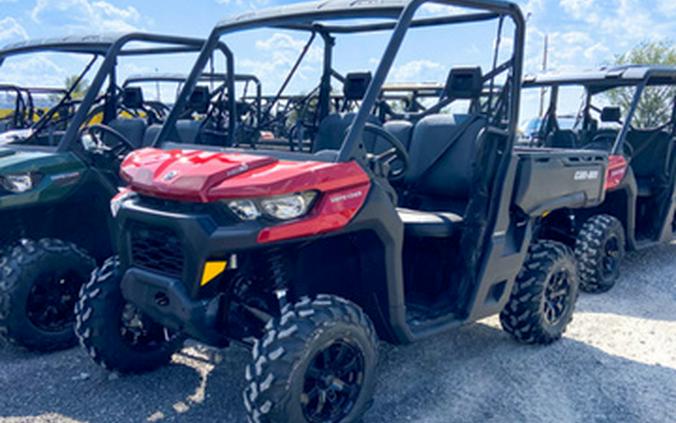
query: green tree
[
  {"left": 607, "top": 41, "right": 676, "bottom": 129},
  {"left": 64, "top": 75, "right": 90, "bottom": 100}
]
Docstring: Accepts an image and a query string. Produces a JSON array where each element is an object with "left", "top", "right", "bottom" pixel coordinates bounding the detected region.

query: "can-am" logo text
[{"left": 574, "top": 170, "right": 600, "bottom": 181}]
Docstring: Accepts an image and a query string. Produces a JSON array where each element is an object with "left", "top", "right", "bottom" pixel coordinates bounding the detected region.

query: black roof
[
  {"left": 123, "top": 73, "right": 259, "bottom": 86},
  {"left": 0, "top": 33, "right": 206, "bottom": 59},
  {"left": 214, "top": 0, "right": 514, "bottom": 34},
  {"left": 523, "top": 65, "right": 676, "bottom": 88}
]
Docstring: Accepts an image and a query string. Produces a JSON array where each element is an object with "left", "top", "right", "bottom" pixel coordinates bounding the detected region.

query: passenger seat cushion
[
  {"left": 398, "top": 208, "right": 463, "bottom": 238},
  {"left": 108, "top": 118, "right": 147, "bottom": 149},
  {"left": 383, "top": 120, "right": 413, "bottom": 151},
  {"left": 175, "top": 120, "right": 202, "bottom": 144},
  {"left": 143, "top": 124, "right": 162, "bottom": 147},
  {"left": 313, "top": 113, "right": 379, "bottom": 152}
]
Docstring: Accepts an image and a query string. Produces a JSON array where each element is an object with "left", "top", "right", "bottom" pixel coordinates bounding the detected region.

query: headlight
[
  {"left": 0, "top": 173, "right": 40, "bottom": 193},
  {"left": 261, "top": 192, "right": 317, "bottom": 220},
  {"left": 110, "top": 188, "right": 138, "bottom": 218},
  {"left": 226, "top": 191, "right": 317, "bottom": 221},
  {"left": 227, "top": 199, "right": 261, "bottom": 221}
]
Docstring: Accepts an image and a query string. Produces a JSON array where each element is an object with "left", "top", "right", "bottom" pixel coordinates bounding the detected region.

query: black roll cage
[
  {"left": 0, "top": 33, "right": 223, "bottom": 152},
  {"left": 523, "top": 66, "right": 676, "bottom": 155},
  {"left": 156, "top": 0, "right": 525, "bottom": 161},
  {"left": 0, "top": 84, "right": 67, "bottom": 128}
]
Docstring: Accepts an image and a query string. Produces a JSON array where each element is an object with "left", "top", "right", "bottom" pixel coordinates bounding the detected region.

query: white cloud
[
  {"left": 559, "top": 0, "right": 597, "bottom": 21},
  {"left": 215, "top": 0, "right": 268, "bottom": 8},
  {"left": 389, "top": 60, "right": 444, "bottom": 82},
  {"left": 0, "top": 17, "right": 28, "bottom": 43},
  {"left": 0, "top": 55, "right": 66, "bottom": 86},
  {"left": 31, "top": 0, "right": 142, "bottom": 33},
  {"left": 657, "top": 0, "right": 676, "bottom": 17},
  {"left": 238, "top": 32, "right": 323, "bottom": 89}
]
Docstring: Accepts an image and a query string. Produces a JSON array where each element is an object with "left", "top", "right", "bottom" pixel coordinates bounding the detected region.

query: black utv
[
  {"left": 75, "top": 1, "right": 608, "bottom": 421},
  {"left": 523, "top": 66, "right": 676, "bottom": 292}
]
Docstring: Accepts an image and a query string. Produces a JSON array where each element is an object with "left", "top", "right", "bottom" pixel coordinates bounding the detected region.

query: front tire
[
  {"left": 0, "top": 239, "right": 95, "bottom": 351},
  {"left": 75, "top": 257, "right": 184, "bottom": 374},
  {"left": 501, "top": 240, "right": 579, "bottom": 345},
  {"left": 575, "top": 214, "right": 625, "bottom": 294},
  {"left": 244, "top": 295, "right": 379, "bottom": 423}
]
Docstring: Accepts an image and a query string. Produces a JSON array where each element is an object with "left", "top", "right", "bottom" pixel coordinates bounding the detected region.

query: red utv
[{"left": 75, "top": 1, "right": 609, "bottom": 421}]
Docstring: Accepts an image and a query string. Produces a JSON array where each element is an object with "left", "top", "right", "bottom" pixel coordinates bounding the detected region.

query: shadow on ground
[{"left": 0, "top": 245, "right": 674, "bottom": 423}]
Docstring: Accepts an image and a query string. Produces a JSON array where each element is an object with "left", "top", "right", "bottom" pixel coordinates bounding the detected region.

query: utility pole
[
  {"left": 155, "top": 68, "right": 160, "bottom": 102},
  {"left": 539, "top": 34, "right": 549, "bottom": 117}
]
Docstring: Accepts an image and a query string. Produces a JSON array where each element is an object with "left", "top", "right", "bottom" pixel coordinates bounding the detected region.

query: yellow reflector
[{"left": 201, "top": 261, "right": 227, "bottom": 286}]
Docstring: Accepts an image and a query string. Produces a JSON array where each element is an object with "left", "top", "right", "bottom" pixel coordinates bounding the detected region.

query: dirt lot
[{"left": 1, "top": 242, "right": 674, "bottom": 423}]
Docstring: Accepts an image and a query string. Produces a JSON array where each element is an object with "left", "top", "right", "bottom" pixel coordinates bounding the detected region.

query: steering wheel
[
  {"left": 363, "top": 123, "right": 410, "bottom": 181},
  {"left": 85, "top": 123, "right": 135, "bottom": 159}
]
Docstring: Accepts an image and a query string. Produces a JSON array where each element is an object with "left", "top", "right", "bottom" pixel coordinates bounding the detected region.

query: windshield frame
[
  {"left": 0, "top": 33, "right": 211, "bottom": 152},
  {"left": 155, "top": 0, "right": 526, "bottom": 162},
  {"left": 523, "top": 67, "right": 676, "bottom": 154}
]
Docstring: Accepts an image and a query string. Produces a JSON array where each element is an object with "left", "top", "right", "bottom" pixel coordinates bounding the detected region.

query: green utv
[{"left": 0, "top": 33, "right": 209, "bottom": 352}]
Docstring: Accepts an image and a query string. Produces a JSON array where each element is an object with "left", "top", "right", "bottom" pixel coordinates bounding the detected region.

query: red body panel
[
  {"left": 120, "top": 148, "right": 372, "bottom": 242},
  {"left": 257, "top": 183, "right": 370, "bottom": 243},
  {"left": 605, "top": 155, "right": 628, "bottom": 191}
]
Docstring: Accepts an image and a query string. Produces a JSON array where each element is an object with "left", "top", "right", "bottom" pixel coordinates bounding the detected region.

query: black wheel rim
[
  {"left": 601, "top": 235, "right": 621, "bottom": 280},
  {"left": 26, "top": 270, "right": 83, "bottom": 333},
  {"left": 543, "top": 270, "right": 572, "bottom": 325},
  {"left": 119, "top": 303, "right": 171, "bottom": 352},
  {"left": 301, "top": 340, "right": 365, "bottom": 423}
]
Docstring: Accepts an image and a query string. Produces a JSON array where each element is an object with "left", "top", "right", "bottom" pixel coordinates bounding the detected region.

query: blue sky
[{"left": 0, "top": 0, "right": 674, "bottom": 119}]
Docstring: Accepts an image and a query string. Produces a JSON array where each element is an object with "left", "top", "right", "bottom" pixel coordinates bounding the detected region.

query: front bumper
[
  {"left": 116, "top": 197, "right": 263, "bottom": 344},
  {"left": 120, "top": 267, "right": 226, "bottom": 344}
]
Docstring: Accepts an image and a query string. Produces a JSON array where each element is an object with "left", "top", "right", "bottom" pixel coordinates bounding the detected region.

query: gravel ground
[{"left": 1, "top": 242, "right": 674, "bottom": 423}]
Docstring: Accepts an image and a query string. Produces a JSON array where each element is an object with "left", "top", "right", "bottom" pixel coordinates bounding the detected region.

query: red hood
[{"left": 121, "top": 148, "right": 370, "bottom": 202}]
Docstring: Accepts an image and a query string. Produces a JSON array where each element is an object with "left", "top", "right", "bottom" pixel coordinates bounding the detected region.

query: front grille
[{"left": 130, "top": 223, "right": 184, "bottom": 277}]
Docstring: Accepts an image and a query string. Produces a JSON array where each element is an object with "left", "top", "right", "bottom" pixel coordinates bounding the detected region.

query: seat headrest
[
  {"left": 601, "top": 106, "right": 621, "bottom": 123},
  {"left": 189, "top": 86, "right": 210, "bottom": 114},
  {"left": 343, "top": 72, "right": 372, "bottom": 101},
  {"left": 122, "top": 87, "right": 144, "bottom": 109},
  {"left": 445, "top": 67, "right": 483, "bottom": 99}
]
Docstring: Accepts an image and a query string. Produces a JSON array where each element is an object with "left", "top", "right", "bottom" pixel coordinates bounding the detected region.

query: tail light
[{"left": 605, "top": 155, "right": 628, "bottom": 191}]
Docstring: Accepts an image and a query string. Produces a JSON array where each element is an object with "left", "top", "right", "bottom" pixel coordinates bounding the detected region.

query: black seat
[
  {"left": 175, "top": 120, "right": 201, "bottom": 144},
  {"left": 398, "top": 208, "right": 464, "bottom": 238},
  {"left": 108, "top": 118, "right": 147, "bottom": 149},
  {"left": 313, "top": 72, "right": 376, "bottom": 153},
  {"left": 143, "top": 124, "right": 162, "bottom": 147},
  {"left": 398, "top": 67, "right": 487, "bottom": 238},
  {"left": 627, "top": 129, "right": 672, "bottom": 197},
  {"left": 383, "top": 120, "right": 414, "bottom": 150},
  {"left": 122, "top": 87, "right": 144, "bottom": 110},
  {"left": 546, "top": 130, "right": 578, "bottom": 149}
]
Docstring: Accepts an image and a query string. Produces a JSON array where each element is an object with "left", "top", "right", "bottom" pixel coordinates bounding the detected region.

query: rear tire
[
  {"left": 501, "top": 240, "right": 579, "bottom": 345},
  {"left": 243, "top": 295, "right": 378, "bottom": 423},
  {"left": 0, "top": 239, "right": 95, "bottom": 352},
  {"left": 75, "top": 257, "right": 184, "bottom": 374},
  {"left": 575, "top": 215, "right": 625, "bottom": 294}
]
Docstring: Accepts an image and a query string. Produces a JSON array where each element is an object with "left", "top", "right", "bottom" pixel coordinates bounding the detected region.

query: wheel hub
[
  {"left": 601, "top": 235, "right": 621, "bottom": 278},
  {"left": 26, "top": 271, "right": 82, "bottom": 333},
  {"left": 543, "top": 269, "right": 571, "bottom": 325},
  {"left": 301, "top": 339, "right": 365, "bottom": 423}
]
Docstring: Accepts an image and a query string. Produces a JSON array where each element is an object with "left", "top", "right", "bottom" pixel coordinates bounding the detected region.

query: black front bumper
[
  {"left": 120, "top": 267, "right": 227, "bottom": 344},
  {"left": 116, "top": 197, "right": 263, "bottom": 345}
]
